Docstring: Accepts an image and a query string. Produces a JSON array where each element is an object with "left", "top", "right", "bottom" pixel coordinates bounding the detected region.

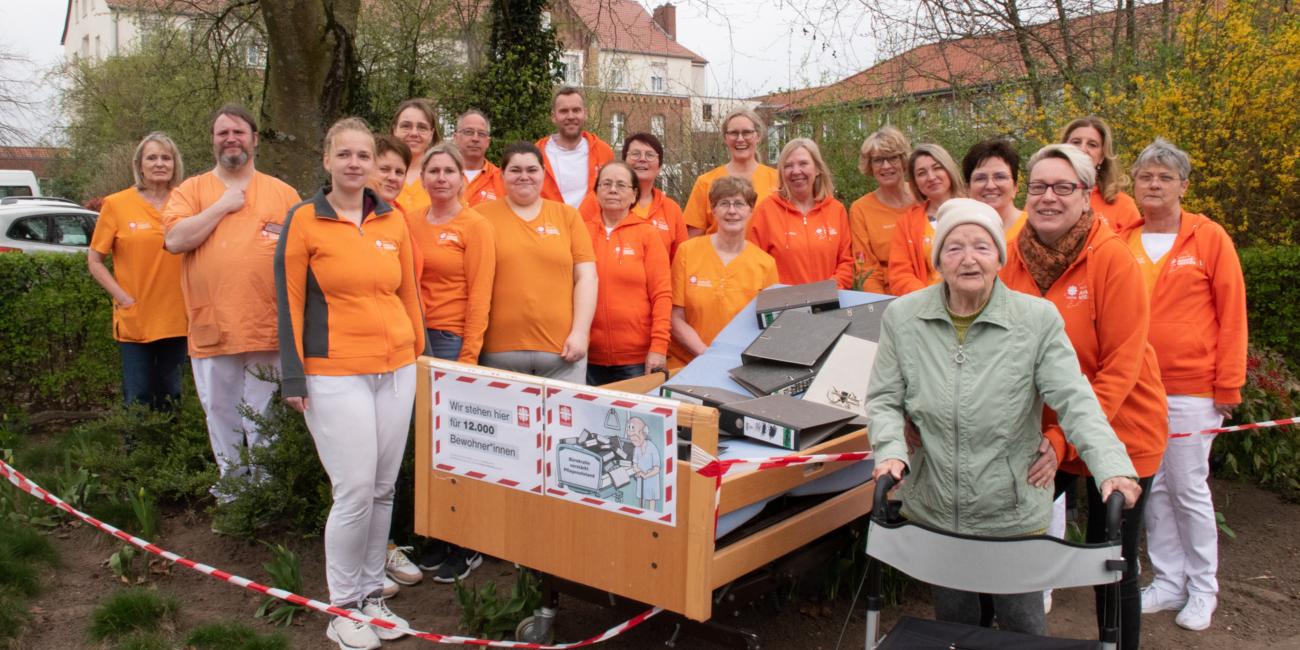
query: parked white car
[{"left": 0, "top": 197, "right": 99, "bottom": 254}]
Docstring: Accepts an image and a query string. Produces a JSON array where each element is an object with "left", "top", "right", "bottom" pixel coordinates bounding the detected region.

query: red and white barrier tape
[
  {"left": 1169, "top": 416, "right": 1299, "bottom": 439},
  {"left": 0, "top": 457, "right": 660, "bottom": 648}
]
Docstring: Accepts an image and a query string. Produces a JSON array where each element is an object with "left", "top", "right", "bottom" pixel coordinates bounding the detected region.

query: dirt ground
[{"left": 15, "top": 478, "right": 1300, "bottom": 649}]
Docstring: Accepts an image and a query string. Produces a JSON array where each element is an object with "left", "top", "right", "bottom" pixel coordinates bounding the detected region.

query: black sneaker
[
  {"left": 417, "top": 542, "right": 451, "bottom": 572},
  {"left": 432, "top": 549, "right": 483, "bottom": 583}
]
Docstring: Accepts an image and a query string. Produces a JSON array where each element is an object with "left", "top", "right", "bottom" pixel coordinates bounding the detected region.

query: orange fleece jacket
[
  {"left": 1001, "top": 218, "right": 1169, "bottom": 478},
  {"left": 405, "top": 206, "right": 496, "bottom": 364},
  {"left": 886, "top": 202, "right": 940, "bottom": 296},
  {"left": 536, "top": 131, "right": 614, "bottom": 204},
  {"left": 583, "top": 211, "right": 673, "bottom": 365},
  {"left": 580, "top": 187, "right": 688, "bottom": 259},
  {"left": 1119, "top": 211, "right": 1248, "bottom": 404},
  {"left": 746, "top": 193, "right": 854, "bottom": 289},
  {"left": 849, "top": 191, "right": 914, "bottom": 294},
  {"left": 1091, "top": 187, "right": 1140, "bottom": 233},
  {"left": 275, "top": 188, "right": 426, "bottom": 398},
  {"left": 465, "top": 162, "right": 506, "bottom": 207}
]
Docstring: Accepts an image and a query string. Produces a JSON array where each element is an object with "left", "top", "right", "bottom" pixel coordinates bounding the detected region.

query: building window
[
  {"left": 702, "top": 103, "right": 713, "bottom": 121},
  {"left": 651, "top": 75, "right": 664, "bottom": 92},
  {"left": 650, "top": 115, "right": 665, "bottom": 138},
  {"left": 81, "top": 35, "right": 89, "bottom": 58},
  {"left": 609, "top": 68, "right": 625, "bottom": 90},
  {"left": 610, "top": 112, "right": 626, "bottom": 149},
  {"left": 650, "top": 62, "right": 667, "bottom": 93},
  {"left": 560, "top": 52, "right": 582, "bottom": 86},
  {"left": 767, "top": 123, "right": 786, "bottom": 165},
  {"left": 94, "top": 35, "right": 101, "bottom": 60},
  {"left": 245, "top": 43, "right": 266, "bottom": 68}
]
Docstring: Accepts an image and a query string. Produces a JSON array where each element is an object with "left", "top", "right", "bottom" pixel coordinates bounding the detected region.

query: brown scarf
[{"left": 1018, "top": 209, "right": 1094, "bottom": 294}]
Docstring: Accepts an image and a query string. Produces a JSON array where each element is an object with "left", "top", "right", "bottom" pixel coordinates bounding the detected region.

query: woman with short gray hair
[{"left": 1119, "top": 138, "right": 1247, "bottom": 632}]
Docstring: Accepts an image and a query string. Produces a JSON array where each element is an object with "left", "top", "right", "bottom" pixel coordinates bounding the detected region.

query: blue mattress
[{"left": 663, "top": 288, "right": 890, "bottom": 538}]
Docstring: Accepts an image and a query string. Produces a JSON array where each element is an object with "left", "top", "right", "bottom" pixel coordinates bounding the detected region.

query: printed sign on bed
[
  {"left": 544, "top": 382, "right": 678, "bottom": 526},
  {"left": 429, "top": 360, "right": 545, "bottom": 493}
]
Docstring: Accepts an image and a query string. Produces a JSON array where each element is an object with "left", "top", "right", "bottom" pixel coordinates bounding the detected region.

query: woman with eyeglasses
[
  {"left": 849, "top": 126, "right": 916, "bottom": 294},
  {"left": 682, "top": 108, "right": 779, "bottom": 236},
  {"left": 887, "top": 143, "right": 967, "bottom": 295},
  {"left": 582, "top": 162, "right": 671, "bottom": 385},
  {"left": 579, "top": 133, "right": 687, "bottom": 258},
  {"left": 391, "top": 98, "right": 442, "bottom": 210},
  {"left": 962, "top": 138, "right": 1027, "bottom": 240},
  {"left": 669, "top": 177, "right": 778, "bottom": 368},
  {"left": 1001, "top": 144, "right": 1168, "bottom": 650},
  {"left": 1061, "top": 116, "right": 1140, "bottom": 232}
]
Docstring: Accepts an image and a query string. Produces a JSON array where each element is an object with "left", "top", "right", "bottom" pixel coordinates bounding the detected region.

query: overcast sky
[{"left": 0, "top": 1, "right": 876, "bottom": 145}]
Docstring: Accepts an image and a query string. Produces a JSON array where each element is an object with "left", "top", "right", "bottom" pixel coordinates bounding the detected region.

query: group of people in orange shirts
[{"left": 86, "top": 88, "right": 1245, "bottom": 649}]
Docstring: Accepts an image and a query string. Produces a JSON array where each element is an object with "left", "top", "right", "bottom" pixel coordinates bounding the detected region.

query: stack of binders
[{"left": 729, "top": 309, "right": 846, "bottom": 397}]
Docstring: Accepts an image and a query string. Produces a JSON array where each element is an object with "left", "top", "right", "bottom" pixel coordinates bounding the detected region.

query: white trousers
[
  {"left": 1144, "top": 395, "right": 1221, "bottom": 597},
  {"left": 304, "top": 365, "right": 415, "bottom": 606},
  {"left": 191, "top": 351, "right": 280, "bottom": 481}
]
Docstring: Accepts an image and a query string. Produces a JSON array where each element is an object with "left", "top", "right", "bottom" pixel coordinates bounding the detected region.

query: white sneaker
[
  {"left": 381, "top": 575, "right": 399, "bottom": 598},
  {"left": 326, "top": 609, "right": 381, "bottom": 650},
  {"left": 1140, "top": 584, "right": 1188, "bottom": 613},
  {"left": 1175, "top": 593, "right": 1216, "bottom": 631},
  {"left": 362, "top": 593, "right": 409, "bottom": 640},
  {"left": 386, "top": 544, "right": 423, "bottom": 585}
]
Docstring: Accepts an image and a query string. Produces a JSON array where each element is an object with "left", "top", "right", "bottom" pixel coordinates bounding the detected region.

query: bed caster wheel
[{"left": 516, "top": 614, "right": 555, "bottom": 644}]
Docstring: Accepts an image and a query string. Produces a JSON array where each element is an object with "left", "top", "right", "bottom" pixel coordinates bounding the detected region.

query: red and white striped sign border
[
  {"left": 431, "top": 369, "right": 546, "bottom": 494},
  {"left": 0, "top": 456, "right": 660, "bottom": 648}
]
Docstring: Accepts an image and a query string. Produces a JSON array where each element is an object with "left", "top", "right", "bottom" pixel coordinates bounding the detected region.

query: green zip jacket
[{"left": 867, "top": 279, "right": 1137, "bottom": 536}]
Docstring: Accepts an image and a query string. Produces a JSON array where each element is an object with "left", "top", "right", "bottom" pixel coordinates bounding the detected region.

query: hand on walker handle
[
  {"left": 1026, "top": 437, "right": 1058, "bottom": 488},
  {"left": 284, "top": 396, "right": 309, "bottom": 413},
  {"left": 1099, "top": 476, "right": 1142, "bottom": 509},
  {"left": 873, "top": 458, "right": 907, "bottom": 482}
]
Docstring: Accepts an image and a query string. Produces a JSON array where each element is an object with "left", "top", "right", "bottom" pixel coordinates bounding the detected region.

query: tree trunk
[
  {"left": 1053, "top": 0, "right": 1077, "bottom": 80},
  {"left": 1003, "top": 0, "right": 1045, "bottom": 109},
  {"left": 258, "top": 0, "right": 361, "bottom": 193}
]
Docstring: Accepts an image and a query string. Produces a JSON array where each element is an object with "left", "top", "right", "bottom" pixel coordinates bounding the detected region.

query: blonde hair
[
  {"left": 1060, "top": 116, "right": 1127, "bottom": 202},
  {"left": 132, "top": 131, "right": 184, "bottom": 189},
  {"left": 1027, "top": 143, "right": 1097, "bottom": 190},
  {"left": 907, "top": 144, "right": 967, "bottom": 201},
  {"left": 858, "top": 125, "right": 911, "bottom": 177},
  {"left": 721, "top": 108, "right": 765, "bottom": 141},
  {"left": 323, "top": 117, "right": 375, "bottom": 156},
  {"left": 419, "top": 141, "right": 467, "bottom": 200},
  {"left": 776, "top": 138, "right": 835, "bottom": 203}
]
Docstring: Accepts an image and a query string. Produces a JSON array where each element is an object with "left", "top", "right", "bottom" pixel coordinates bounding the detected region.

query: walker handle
[
  {"left": 872, "top": 473, "right": 898, "bottom": 522},
  {"left": 1105, "top": 490, "right": 1125, "bottom": 543}
]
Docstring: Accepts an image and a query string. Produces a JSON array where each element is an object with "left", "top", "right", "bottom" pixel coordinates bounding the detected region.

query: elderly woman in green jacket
[{"left": 867, "top": 197, "right": 1142, "bottom": 635}]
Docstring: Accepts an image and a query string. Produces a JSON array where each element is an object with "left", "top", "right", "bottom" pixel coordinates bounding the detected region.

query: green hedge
[
  {"left": 0, "top": 253, "right": 117, "bottom": 411},
  {"left": 1241, "top": 246, "right": 1300, "bottom": 373}
]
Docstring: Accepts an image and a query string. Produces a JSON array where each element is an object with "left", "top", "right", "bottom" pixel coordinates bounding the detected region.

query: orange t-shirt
[
  {"left": 464, "top": 162, "right": 506, "bottom": 207},
  {"left": 886, "top": 203, "right": 940, "bottom": 296},
  {"left": 90, "top": 187, "right": 187, "bottom": 343},
  {"left": 405, "top": 206, "right": 496, "bottom": 364},
  {"left": 580, "top": 187, "right": 688, "bottom": 259},
  {"left": 1120, "top": 212, "right": 1248, "bottom": 403},
  {"left": 583, "top": 212, "right": 672, "bottom": 366},
  {"left": 396, "top": 180, "right": 429, "bottom": 214},
  {"left": 478, "top": 199, "right": 596, "bottom": 355},
  {"left": 682, "top": 164, "right": 780, "bottom": 233},
  {"left": 669, "top": 236, "right": 778, "bottom": 367},
  {"left": 849, "top": 191, "right": 913, "bottom": 294},
  {"left": 747, "top": 193, "right": 854, "bottom": 289},
  {"left": 162, "top": 170, "right": 300, "bottom": 358},
  {"left": 1091, "top": 187, "right": 1140, "bottom": 232},
  {"left": 1001, "top": 218, "right": 1169, "bottom": 478}
]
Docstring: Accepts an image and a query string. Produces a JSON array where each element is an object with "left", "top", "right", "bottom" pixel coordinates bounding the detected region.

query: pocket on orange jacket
[{"left": 189, "top": 304, "right": 222, "bottom": 348}]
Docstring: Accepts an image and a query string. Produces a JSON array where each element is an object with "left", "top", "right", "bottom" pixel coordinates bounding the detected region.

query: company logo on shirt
[
  {"left": 814, "top": 227, "right": 826, "bottom": 240},
  {"left": 1168, "top": 254, "right": 1201, "bottom": 270},
  {"left": 127, "top": 222, "right": 152, "bottom": 231},
  {"left": 438, "top": 231, "right": 461, "bottom": 245},
  {"left": 689, "top": 275, "right": 713, "bottom": 288},
  {"left": 375, "top": 239, "right": 398, "bottom": 252},
  {"left": 480, "top": 190, "right": 497, "bottom": 201},
  {"left": 617, "top": 246, "right": 636, "bottom": 257},
  {"left": 534, "top": 224, "right": 561, "bottom": 236},
  {"left": 1064, "top": 283, "right": 1090, "bottom": 307},
  {"left": 653, "top": 219, "right": 669, "bottom": 231}
]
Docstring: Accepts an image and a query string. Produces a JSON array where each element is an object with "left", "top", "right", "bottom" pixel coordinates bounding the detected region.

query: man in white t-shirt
[{"left": 535, "top": 87, "right": 613, "bottom": 208}]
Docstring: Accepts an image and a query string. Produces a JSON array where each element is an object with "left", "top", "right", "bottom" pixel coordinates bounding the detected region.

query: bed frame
[{"left": 413, "top": 357, "right": 875, "bottom": 624}]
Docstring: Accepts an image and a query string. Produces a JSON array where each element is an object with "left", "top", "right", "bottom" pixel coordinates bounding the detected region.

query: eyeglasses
[
  {"left": 626, "top": 151, "right": 659, "bottom": 162},
  {"left": 725, "top": 129, "right": 757, "bottom": 139},
  {"left": 396, "top": 122, "right": 432, "bottom": 134},
  {"left": 1027, "top": 181, "right": 1087, "bottom": 196},
  {"left": 1134, "top": 172, "right": 1181, "bottom": 185},
  {"left": 971, "top": 172, "right": 1013, "bottom": 184},
  {"left": 714, "top": 200, "right": 749, "bottom": 211},
  {"left": 868, "top": 155, "right": 901, "bottom": 167},
  {"left": 597, "top": 180, "right": 632, "bottom": 191},
  {"left": 456, "top": 128, "right": 490, "bottom": 138}
]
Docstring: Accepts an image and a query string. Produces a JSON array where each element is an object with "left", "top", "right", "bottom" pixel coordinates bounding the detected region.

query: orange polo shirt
[
  {"left": 1001, "top": 218, "right": 1169, "bottom": 478},
  {"left": 1091, "top": 187, "right": 1140, "bottom": 232},
  {"left": 478, "top": 199, "right": 596, "bottom": 355},
  {"left": 580, "top": 188, "right": 688, "bottom": 259},
  {"left": 886, "top": 202, "right": 940, "bottom": 296},
  {"left": 405, "top": 206, "right": 496, "bottom": 364},
  {"left": 682, "top": 164, "right": 780, "bottom": 233},
  {"left": 90, "top": 187, "right": 187, "bottom": 343},
  {"left": 275, "top": 189, "right": 425, "bottom": 397},
  {"left": 849, "top": 191, "right": 914, "bottom": 294},
  {"left": 162, "top": 170, "right": 300, "bottom": 358},
  {"left": 1120, "top": 212, "right": 1248, "bottom": 404},
  {"left": 464, "top": 162, "right": 506, "bottom": 207},
  {"left": 583, "top": 212, "right": 672, "bottom": 366},
  {"left": 747, "top": 193, "right": 854, "bottom": 289},
  {"left": 669, "top": 236, "right": 778, "bottom": 367},
  {"left": 536, "top": 131, "right": 614, "bottom": 205}
]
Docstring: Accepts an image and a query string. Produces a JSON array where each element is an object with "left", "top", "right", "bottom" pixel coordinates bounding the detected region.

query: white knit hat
[{"left": 930, "top": 198, "right": 1008, "bottom": 269}]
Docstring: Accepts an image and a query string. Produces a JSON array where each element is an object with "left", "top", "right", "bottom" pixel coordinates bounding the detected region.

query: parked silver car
[{"left": 0, "top": 197, "right": 99, "bottom": 254}]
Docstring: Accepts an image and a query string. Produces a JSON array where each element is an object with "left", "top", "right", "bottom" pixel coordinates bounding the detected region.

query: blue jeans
[
  {"left": 120, "top": 337, "right": 187, "bottom": 410},
  {"left": 426, "top": 329, "right": 464, "bottom": 361},
  {"left": 586, "top": 363, "right": 645, "bottom": 386}
]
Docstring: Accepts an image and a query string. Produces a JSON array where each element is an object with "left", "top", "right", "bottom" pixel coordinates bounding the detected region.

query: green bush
[
  {"left": 1240, "top": 246, "right": 1300, "bottom": 374},
  {"left": 1215, "top": 346, "right": 1300, "bottom": 498},
  {"left": 86, "top": 588, "right": 178, "bottom": 641},
  {"left": 0, "top": 252, "right": 117, "bottom": 411},
  {"left": 185, "top": 621, "right": 289, "bottom": 650}
]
